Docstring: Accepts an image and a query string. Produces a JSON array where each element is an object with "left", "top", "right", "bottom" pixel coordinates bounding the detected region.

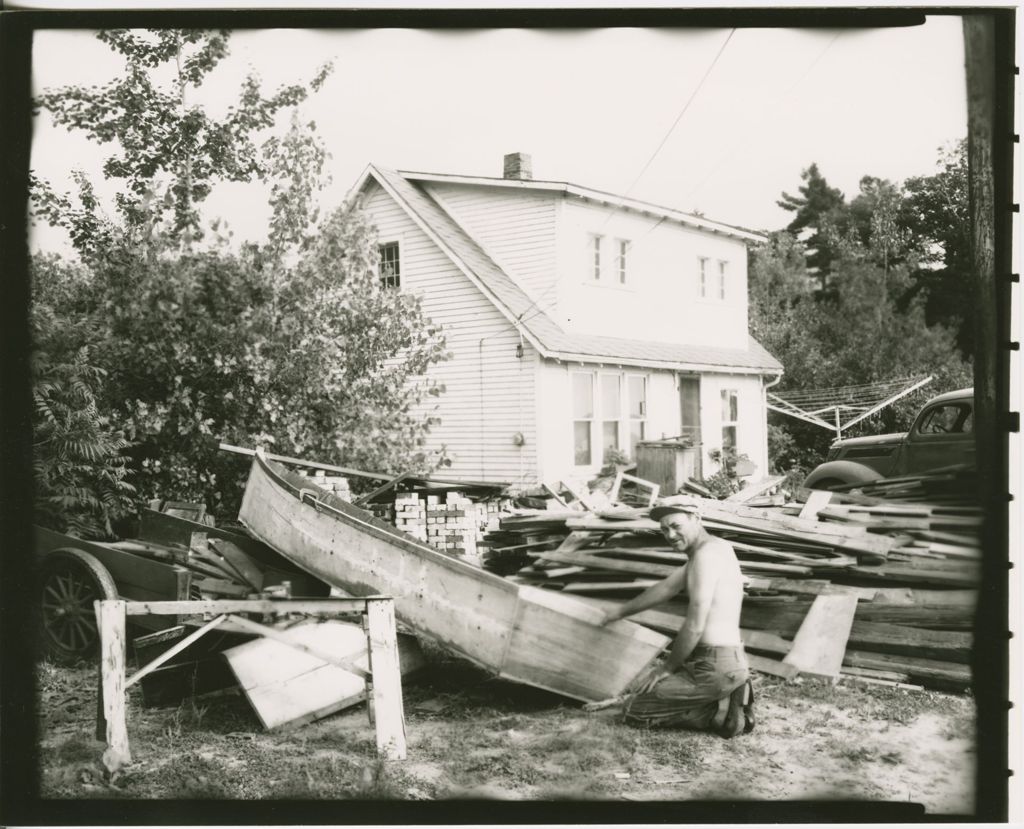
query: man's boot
[
  {"left": 716, "top": 682, "right": 748, "bottom": 739},
  {"left": 742, "top": 680, "right": 755, "bottom": 733}
]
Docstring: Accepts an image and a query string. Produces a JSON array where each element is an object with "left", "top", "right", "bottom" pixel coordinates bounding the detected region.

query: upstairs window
[
  {"left": 717, "top": 260, "right": 728, "bottom": 300},
  {"left": 616, "top": 239, "right": 630, "bottom": 284},
  {"left": 378, "top": 242, "right": 401, "bottom": 289},
  {"left": 590, "top": 234, "right": 604, "bottom": 281},
  {"left": 698, "top": 256, "right": 708, "bottom": 298}
]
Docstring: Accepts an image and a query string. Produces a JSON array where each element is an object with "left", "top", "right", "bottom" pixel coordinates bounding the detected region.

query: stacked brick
[
  {"left": 387, "top": 490, "right": 513, "bottom": 564},
  {"left": 307, "top": 471, "right": 352, "bottom": 502}
]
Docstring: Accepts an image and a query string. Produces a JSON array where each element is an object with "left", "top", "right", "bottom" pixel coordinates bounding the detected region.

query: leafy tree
[
  {"left": 31, "top": 256, "right": 136, "bottom": 538},
  {"left": 30, "top": 28, "right": 449, "bottom": 521},
  {"left": 33, "top": 29, "right": 331, "bottom": 247},
  {"left": 902, "top": 140, "right": 973, "bottom": 356},
  {"left": 777, "top": 162, "right": 848, "bottom": 284}
]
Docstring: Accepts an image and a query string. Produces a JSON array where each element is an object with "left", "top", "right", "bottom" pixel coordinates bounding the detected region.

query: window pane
[
  {"left": 601, "top": 375, "right": 621, "bottom": 417},
  {"left": 602, "top": 421, "right": 619, "bottom": 451},
  {"left": 718, "top": 261, "right": 727, "bottom": 300},
  {"left": 628, "top": 375, "right": 646, "bottom": 418},
  {"left": 722, "top": 425, "right": 737, "bottom": 451},
  {"left": 378, "top": 242, "right": 401, "bottom": 289},
  {"left": 698, "top": 258, "right": 707, "bottom": 297},
  {"left": 591, "top": 235, "right": 602, "bottom": 280},
  {"left": 574, "top": 421, "right": 592, "bottom": 465},
  {"left": 730, "top": 391, "right": 738, "bottom": 422},
  {"left": 573, "top": 374, "right": 593, "bottom": 418},
  {"left": 721, "top": 389, "right": 737, "bottom": 422},
  {"left": 629, "top": 421, "right": 645, "bottom": 455},
  {"left": 618, "top": 240, "right": 628, "bottom": 284}
]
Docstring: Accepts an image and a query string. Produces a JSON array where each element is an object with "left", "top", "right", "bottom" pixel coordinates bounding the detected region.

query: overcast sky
[{"left": 30, "top": 18, "right": 968, "bottom": 253}]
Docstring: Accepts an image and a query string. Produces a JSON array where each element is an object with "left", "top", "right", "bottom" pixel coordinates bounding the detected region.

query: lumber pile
[{"left": 484, "top": 470, "right": 980, "bottom": 692}]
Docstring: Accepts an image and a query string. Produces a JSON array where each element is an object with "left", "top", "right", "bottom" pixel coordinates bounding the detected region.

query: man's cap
[{"left": 649, "top": 495, "right": 702, "bottom": 521}]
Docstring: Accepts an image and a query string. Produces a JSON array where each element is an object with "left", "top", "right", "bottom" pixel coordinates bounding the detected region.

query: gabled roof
[
  {"left": 399, "top": 170, "right": 767, "bottom": 244},
  {"left": 355, "top": 164, "right": 783, "bottom": 375}
]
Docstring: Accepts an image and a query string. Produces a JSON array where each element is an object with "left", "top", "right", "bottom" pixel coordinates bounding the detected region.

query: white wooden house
[{"left": 351, "top": 153, "right": 783, "bottom": 487}]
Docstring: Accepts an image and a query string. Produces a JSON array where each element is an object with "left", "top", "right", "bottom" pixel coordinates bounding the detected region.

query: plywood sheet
[
  {"left": 223, "top": 619, "right": 424, "bottom": 730},
  {"left": 783, "top": 594, "right": 858, "bottom": 678}
]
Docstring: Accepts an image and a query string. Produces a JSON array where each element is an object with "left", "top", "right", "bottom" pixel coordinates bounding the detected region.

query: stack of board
[{"left": 487, "top": 479, "right": 980, "bottom": 693}]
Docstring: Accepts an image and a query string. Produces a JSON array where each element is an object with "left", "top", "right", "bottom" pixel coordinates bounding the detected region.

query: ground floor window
[
  {"left": 627, "top": 374, "right": 647, "bottom": 456},
  {"left": 573, "top": 370, "right": 649, "bottom": 467},
  {"left": 573, "top": 373, "right": 594, "bottom": 465},
  {"left": 721, "top": 388, "right": 739, "bottom": 451}
]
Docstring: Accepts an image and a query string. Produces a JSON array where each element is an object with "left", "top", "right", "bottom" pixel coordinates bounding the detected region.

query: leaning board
[{"left": 223, "top": 619, "right": 425, "bottom": 730}]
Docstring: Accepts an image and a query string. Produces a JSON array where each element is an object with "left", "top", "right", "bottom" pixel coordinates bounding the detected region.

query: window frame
[
  {"left": 720, "top": 388, "right": 739, "bottom": 453},
  {"left": 378, "top": 241, "right": 401, "bottom": 289},
  {"left": 589, "top": 233, "right": 604, "bottom": 281},
  {"left": 698, "top": 256, "right": 708, "bottom": 298},
  {"left": 572, "top": 372, "right": 595, "bottom": 466},
  {"left": 717, "top": 259, "right": 728, "bottom": 300},
  {"left": 616, "top": 238, "right": 630, "bottom": 285},
  {"left": 572, "top": 369, "right": 650, "bottom": 468}
]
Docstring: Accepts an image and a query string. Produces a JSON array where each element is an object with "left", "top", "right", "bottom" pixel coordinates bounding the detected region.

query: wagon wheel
[{"left": 40, "top": 549, "right": 118, "bottom": 665}]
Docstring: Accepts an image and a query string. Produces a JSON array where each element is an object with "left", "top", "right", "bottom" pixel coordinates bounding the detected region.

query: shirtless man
[{"left": 600, "top": 496, "right": 754, "bottom": 737}]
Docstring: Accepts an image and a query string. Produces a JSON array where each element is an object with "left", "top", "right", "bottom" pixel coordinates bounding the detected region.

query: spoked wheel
[{"left": 40, "top": 549, "right": 118, "bottom": 665}]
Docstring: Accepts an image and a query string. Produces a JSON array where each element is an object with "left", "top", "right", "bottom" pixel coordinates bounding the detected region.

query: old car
[{"left": 803, "top": 387, "right": 974, "bottom": 490}]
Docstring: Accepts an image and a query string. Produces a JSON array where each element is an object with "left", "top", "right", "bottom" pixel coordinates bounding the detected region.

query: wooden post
[
  {"left": 95, "top": 600, "right": 131, "bottom": 773},
  {"left": 365, "top": 598, "right": 407, "bottom": 760}
]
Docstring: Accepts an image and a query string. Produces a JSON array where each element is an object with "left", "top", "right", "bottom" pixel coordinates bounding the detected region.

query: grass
[{"left": 34, "top": 655, "right": 977, "bottom": 804}]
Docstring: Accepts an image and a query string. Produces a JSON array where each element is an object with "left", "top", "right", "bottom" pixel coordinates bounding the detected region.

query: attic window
[{"left": 379, "top": 242, "right": 401, "bottom": 289}]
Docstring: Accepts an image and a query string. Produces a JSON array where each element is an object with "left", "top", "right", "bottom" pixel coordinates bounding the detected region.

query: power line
[
  {"left": 621, "top": 27, "right": 736, "bottom": 201},
  {"left": 680, "top": 31, "right": 842, "bottom": 208},
  {"left": 511, "top": 30, "right": 736, "bottom": 330}
]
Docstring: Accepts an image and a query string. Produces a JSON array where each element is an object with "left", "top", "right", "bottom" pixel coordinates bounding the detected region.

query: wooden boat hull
[{"left": 238, "top": 454, "right": 668, "bottom": 702}]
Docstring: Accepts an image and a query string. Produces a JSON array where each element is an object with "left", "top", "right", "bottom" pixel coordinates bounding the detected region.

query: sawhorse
[{"left": 94, "top": 597, "right": 406, "bottom": 773}]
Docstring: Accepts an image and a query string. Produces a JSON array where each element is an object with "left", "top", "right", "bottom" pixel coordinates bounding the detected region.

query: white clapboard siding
[
  {"left": 422, "top": 182, "right": 559, "bottom": 305},
  {"left": 362, "top": 182, "right": 538, "bottom": 483}
]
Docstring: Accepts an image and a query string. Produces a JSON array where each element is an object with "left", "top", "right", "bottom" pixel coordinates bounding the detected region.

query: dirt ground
[{"left": 35, "top": 653, "right": 976, "bottom": 813}]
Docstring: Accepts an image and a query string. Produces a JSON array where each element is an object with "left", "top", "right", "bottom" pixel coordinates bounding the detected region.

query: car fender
[{"left": 803, "top": 460, "right": 884, "bottom": 490}]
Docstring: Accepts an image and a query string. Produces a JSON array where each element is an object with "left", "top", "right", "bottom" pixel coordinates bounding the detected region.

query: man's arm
[
  {"left": 663, "top": 549, "right": 718, "bottom": 672},
  {"left": 600, "top": 564, "right": 687, "bottom": 624}
]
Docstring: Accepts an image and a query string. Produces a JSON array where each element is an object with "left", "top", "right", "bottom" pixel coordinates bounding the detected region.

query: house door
[{"left": 678, "top": 375, "right": 702, "bottom": 477}]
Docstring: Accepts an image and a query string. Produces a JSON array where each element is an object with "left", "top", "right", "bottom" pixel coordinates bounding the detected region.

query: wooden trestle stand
[{"left": 94, "top": 597, "right": 407, "bottom": 773}]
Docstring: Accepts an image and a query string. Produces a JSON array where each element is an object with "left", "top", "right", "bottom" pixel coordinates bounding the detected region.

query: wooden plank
[
  {"left": 537, "top": 549, "right": 679, "bottom": 578},
  {"left": 839, "top": 665, "right": 911, "bottom": 683},
  {"left": 561, "top": 580, "right": 657, "bottom": 595},
  {"left": 767, "top": 578, "right": 877, "bottom": 601},
  {"left": 95, "top": 600, "right": 131, "bottom": 773},
  {"left": 366, "top": 599, "right": 407, "bottom": 760},
  {"left": 742, "top": 629, "right": 792, "bottom": 656},
  {"left": 206, "top": 539, "right": 266, "bottom": 591},
  {"left": 846, "top": 621, "right": 972, "bottom": 664},
  {"left": 124, "top": 598, "right": 377, "bottom": 616},
  {"left": 783, "top": 595, "right": 858, "bottom": 679},
  {"left": 842, "top": 649, "right": 971, "bottom": 689},
  {"left": 727, "top": 475, "right": 787, "bottom": 503},
  {"left": 799, "top": 489, "right": 833, "bottom": 520},
  {"left": 869, "top": 588, "right": 978, "bottom": 607},
  {"left": 747, "top": 653, "right": 799, "bottom": 679}
]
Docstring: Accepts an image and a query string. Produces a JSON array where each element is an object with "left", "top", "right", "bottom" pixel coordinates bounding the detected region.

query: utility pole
[{"left": 962, "top": 13, "right": 1012, "bottom": 823}]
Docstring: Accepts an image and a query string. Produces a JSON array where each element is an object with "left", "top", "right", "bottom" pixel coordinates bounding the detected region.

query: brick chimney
[{"left": 503, "top": 152, "right": 533, "bottom": 180}]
